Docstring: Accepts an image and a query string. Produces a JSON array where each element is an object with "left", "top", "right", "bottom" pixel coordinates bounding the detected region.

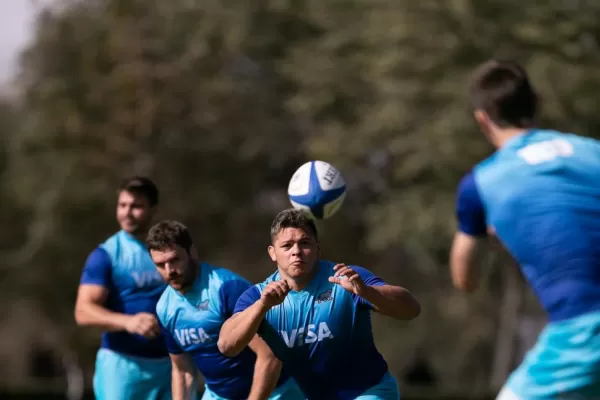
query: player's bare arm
[
  {"left": 246, "top": 335, "right": 283, "bottom": 400},
  {"left": 449, "top": 231, "right": 482, "bottom": 292},
  {"left": 74, "top": 284, "right": 160, "bottom": 338},
  {"left": 218, "top": 280, "right": 290, "bottom": 357},
  {"left": 329, "top": 264, "right": 420, "bottom": 320},
  {"left": 170, "top": 352, "right": 197, "bottom": 400}
]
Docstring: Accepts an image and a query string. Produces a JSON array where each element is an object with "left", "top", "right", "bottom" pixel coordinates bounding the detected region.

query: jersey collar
[
  {"left": 178, "top": 262, "right": 206, "bottom": 304},
  {"left": 283, "top": 261, "right": 323, "bottom": 296},
  {"left": 500, "top": 128, "right": 538, "bottom": 150}
]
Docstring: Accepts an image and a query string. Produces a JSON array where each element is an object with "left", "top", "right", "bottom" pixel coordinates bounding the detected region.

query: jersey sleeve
[
  {"left": 352, "top": 266, "right": 386, "bottom": 309},
  {"left": 218, "top": 279, "right": 252, "bottom": 318},
  {"left": 80, "top": 247, "right": 112, "bottom": 287},
  {"left": 233, "top": 286, "right": 261, "bottom": 314},
  {"left": 159, "top": 323, "right": 183, "bottom": 354},
  {"left": 456, "top": 172, "right": 487, "bottom": 237}
]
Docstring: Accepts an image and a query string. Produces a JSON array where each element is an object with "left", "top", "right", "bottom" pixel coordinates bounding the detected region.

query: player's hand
[
  {"left": 125, "top": 312, "right": 161, "bottom": 339},
  {"left": 329, "top": 264, "right": 368, "bottom": 296},
  {"left": 259, "top": 280, "right": 290, "bottom": 309}
]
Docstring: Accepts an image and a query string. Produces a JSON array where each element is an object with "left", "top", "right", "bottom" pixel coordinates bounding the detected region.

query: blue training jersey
[
  {"left": 456, "top": 129, "right": 600, "bottom": 322},
  {"left": 79, "top": 230, "right": 169, "bottom": 358},
  {"left": 234, "top": 260, "right": 389, "bottom": 400},
  {"left": 156, "top": 263, "right": 292, "bottom": 400}
]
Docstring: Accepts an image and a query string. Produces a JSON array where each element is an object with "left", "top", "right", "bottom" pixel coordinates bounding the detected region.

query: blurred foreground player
[
  {"left": 218, "top": 208, "right": 420, "bottom": 400},
  {"left": 451, "top": 59, "right": 600, "bottom": 399},
  {"left": 74, "top": 177, "right": 170, "bottom": 400},
  {"left": 148, "top": 220, "right": 304, "bottom": 400}
]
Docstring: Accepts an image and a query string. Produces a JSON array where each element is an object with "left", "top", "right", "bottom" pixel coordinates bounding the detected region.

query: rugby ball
[{"left": 287, "top": 161, "right": 346, "bottom": 220}]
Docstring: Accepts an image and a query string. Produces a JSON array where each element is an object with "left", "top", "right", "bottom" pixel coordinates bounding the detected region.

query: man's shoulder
[
  {"left": 99, "top": 230, "right": 124, "bottom": 245},
  {"left": 255, "top": 270, "right": 281, "bottom": 291},
  {"left": 316, "top": 260, "right": 339, "bottom": 278},
  {"left": 207, "top": 263, "right": 250, "bottom": 286},
  {"left": 98, "top": 231, "right": 129, "bottom": 256},
  {"left": 156, "top": 287, "right": 177, "bottom": 323},
  {"left": 472, "top": 151, "right": 502, "bottom": 174}
]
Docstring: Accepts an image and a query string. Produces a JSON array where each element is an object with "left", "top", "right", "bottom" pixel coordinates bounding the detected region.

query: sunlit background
[{"left": 1, "top": 0, "right": 600, "bottom": 399}]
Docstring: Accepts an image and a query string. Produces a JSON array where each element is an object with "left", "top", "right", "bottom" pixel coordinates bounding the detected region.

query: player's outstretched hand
[
  {"left": 329, "top": 264, "right": 367, "bottom": 296},
  {"left": 125, "top": 312, "right": 161, "bottom": 339},
  {"left": 260, "top": 280, "right": 290, "bottom": 308}
]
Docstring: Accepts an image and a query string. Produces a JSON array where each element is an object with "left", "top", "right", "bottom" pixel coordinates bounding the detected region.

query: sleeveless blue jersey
[
  {"left": 456, "top": 129, "right": 600, "bottom": 322},
  {"left": 80, "top": 230, "right": 168, "bottom": 358},
  {"left": 234, "top": 260, "right": 389, "bottom": 400}
]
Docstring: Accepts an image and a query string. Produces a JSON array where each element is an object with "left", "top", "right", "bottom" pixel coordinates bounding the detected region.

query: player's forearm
[
  {"left": 74, "top": 302, "right": 130, "bottom": 332},
  {"left": 361, "top": 285, "right": 421, "bottom": 320},
  {"left": 247, "top": 355, "right": 282, "bottom": 400},
  {"left": 218, "top": 302, "right": 269, "bottom": 357},
  {"left": 171, "top": 369, "right": 197, "bottom": 400}
]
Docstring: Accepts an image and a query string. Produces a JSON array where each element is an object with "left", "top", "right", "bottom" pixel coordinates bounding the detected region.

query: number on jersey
[{"left": 517, "top": 139, "right": 574, "bottom": 165}]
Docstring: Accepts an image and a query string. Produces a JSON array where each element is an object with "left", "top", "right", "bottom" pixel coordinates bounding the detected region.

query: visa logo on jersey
[
  {"left": 281, "top": 322, "right": 334, "bottom": 348},
  {"left": 131, "top": 271, "right": 164, "bottom": 288},
  {"left": 174, "top": 328, "right": 211, "bottom": 346}
]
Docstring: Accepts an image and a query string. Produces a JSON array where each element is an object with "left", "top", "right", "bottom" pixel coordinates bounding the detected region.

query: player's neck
[
  {"left": 284, "top": 263, "right": 319, "bottom": 292},
  {"left": 493, "top": 127, "right": 532, "bottom": 148},
  {"left": 177, "top": 263, "right": 200, "bottom": 295},
  {"left": 123, "top": 229, "right": 148, "bottom": 244}
]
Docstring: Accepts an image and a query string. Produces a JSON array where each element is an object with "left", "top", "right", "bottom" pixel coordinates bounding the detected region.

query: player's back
[
  {"left": 473, "top": 129, "right": 600, "bottom": 321},
  {"left": 94, "top": 230, "right": 168, "bottom": 357}
]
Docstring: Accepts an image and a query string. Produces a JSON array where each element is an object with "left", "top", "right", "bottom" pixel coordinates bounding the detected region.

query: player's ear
[
  {"left": 474, "top": 109, "right": 488, "bottom": 130},
  {"left": 267, "top": 245, "right": 277, "bottom": 262},
  {"left": 474, "top": 109, "right": 496, "bottom": 145}
]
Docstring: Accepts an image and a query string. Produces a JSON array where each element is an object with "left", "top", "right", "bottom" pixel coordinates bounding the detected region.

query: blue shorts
[
  {"left": 201, "top": 377, "right": 305, "bottom": 400},
  {"left": 356, "top": 372, "right": 400, "bottom": 400},
  {"left": 93, "top": 348, "right": 172, "bottom": 400},
  {"left": 502, "top": 310, "right": 600, "bottom": 399}
]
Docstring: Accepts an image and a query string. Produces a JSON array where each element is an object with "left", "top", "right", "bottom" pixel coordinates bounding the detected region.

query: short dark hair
[
  {"left": 469, "top": 59, "right": 538, "bottom": 128},
  {"left": 146, "top": 220, "right": 194, "bottom": 252},
  {"left": 119, "top": 176, "right": 159, "bottom": 206},
  {"left": 270, "top": 208, "right": 318, "bottom": 242}
]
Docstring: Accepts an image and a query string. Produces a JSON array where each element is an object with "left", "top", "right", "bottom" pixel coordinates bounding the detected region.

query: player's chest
[
  {"left": 267, "top": 284, "right": 355, "bottom": 349},
  {"left": 113, "top": 250, "right": 164, "bottom": 291},
  {"left": 169, "top": 298, "right": 223, "bottom": 350}
]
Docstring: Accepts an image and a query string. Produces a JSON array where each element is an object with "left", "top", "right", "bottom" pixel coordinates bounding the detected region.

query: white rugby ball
[{"left": 287, "top": 161, "right": 346, "bottom": 220}]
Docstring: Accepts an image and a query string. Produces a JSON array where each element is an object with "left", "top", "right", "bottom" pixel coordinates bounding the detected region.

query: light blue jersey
[
  {"left": 156, "top": 263, "right": 303, "bottom": 400},
  {"left": 80, "top": 230, "right": 171, "bottom": 400},
  {"left": 456, "top": 130, "right": 600, "bottom": 398},
  {"left": 234, "top": 260, "right": 400, "bottom": 400}
]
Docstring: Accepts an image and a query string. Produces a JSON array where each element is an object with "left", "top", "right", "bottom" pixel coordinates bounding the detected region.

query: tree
[{"left": 4, "top": 0, "right": 600, "bottom": 392}]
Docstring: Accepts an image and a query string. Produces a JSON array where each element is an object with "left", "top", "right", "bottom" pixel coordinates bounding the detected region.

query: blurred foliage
[{"left": 1, "top": 0, "right": 600, "bottom": 393}]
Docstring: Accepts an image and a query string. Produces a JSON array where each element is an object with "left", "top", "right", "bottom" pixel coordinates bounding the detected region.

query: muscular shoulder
[
  {"left": 255, "top": 270, "right": 282, "bottom": 292},
  {"left": 208, "top": 264, "right": 250, "bottom": 287},
  {"left": 156, "top": 287, "right": 177, "bottom": 325},
  {"left": 99, "top": 231, "right": 125, "bottom": 255}
]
